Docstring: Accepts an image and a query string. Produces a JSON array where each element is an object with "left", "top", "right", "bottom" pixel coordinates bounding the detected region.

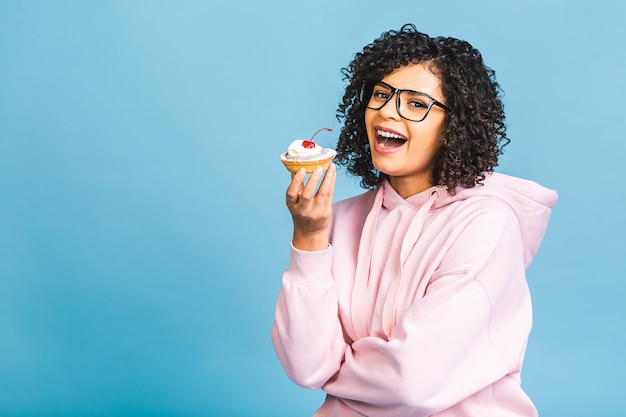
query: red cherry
[{"left": 301, "top": 127, "right": 332, "bottom": 149}]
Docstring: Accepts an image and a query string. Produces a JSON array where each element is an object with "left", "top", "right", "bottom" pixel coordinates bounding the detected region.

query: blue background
[{"left": 1, "top": 1, "right": 624, "bottom": 416}]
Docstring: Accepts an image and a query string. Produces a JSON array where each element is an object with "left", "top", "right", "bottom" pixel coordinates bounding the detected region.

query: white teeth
[{"left": 377, "top": 129, "right": 406, "bottom": 140}]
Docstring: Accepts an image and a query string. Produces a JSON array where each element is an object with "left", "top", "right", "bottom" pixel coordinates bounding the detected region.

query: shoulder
[
  {"left": 437, "top": 195, "right": 522, "bottom": 249},
  {"left": 444, "top": 195, "right": 515, "bottom": 225},
  {"left": 434, "top": 196, "right": 525, "bottom": 275}
]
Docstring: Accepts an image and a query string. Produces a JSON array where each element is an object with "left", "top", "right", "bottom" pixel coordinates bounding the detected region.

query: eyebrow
[
  {"left": 378, "top": 81, "right": 445, "bottom": 105},
  {"left": 403, "top": 89, "right": 431, "bottom": 98}
]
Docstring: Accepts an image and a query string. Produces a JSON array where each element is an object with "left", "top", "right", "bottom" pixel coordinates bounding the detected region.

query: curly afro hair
[{"left": 335, "top": 24, "right": 509, "bottom": 195}]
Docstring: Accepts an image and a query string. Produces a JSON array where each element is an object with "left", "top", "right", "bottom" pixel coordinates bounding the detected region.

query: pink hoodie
[{"left": 272, "top": 172, "right": 558, "bottom": 417}]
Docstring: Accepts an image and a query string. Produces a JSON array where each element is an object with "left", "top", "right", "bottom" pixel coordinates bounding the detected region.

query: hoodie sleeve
[
  {"left": 322, "top": 200, "right": 532, "bottom": 417},
  {"left": 271, "top": 243, "right": 347, "bottom": 389}
]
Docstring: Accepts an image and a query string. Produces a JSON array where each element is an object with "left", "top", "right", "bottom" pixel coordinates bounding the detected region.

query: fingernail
[{"left": 314, "top": 167, "right": 322, "bottom": 176}]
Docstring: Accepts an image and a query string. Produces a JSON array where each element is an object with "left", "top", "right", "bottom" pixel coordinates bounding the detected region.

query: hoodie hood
[{"left": 431, "top": 172, "right": 558, "bottom": 268}]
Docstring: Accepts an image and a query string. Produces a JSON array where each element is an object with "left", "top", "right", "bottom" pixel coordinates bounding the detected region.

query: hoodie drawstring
[
  {"left": 382, "top": 190, "right": 439, "bottom": 338},
  {"left": 350, "top": 187, "right": 384, "bottom": 339},
  {"left": 350, "top": 187, "right": 440, "bottom": 340}
]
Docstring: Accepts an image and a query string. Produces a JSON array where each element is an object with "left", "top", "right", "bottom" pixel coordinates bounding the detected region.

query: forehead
[{"left": 380, "top": 63, "right": 442, "bottom": 96}]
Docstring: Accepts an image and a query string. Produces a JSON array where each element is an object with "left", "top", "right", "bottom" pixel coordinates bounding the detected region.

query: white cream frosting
[
  {"left": 286, "top": 140, "right": 323, "bottom": 156},
  {"left": 281, "top": 140, "right": 337, "bottom": 162}
]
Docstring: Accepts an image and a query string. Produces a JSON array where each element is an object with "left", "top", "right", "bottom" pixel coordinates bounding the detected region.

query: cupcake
[{"left": 279, "top": 128, "right": 337, "bottom": 173}]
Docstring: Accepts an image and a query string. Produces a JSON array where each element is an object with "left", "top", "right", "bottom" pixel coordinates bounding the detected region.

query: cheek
[{"left": 364, "top": 109, "right": 374, "bottom": 126}]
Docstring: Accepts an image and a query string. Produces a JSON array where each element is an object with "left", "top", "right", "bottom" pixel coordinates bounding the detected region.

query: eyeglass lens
[{"left": 362, "top": 81, "right": 434, "bottom": 122}]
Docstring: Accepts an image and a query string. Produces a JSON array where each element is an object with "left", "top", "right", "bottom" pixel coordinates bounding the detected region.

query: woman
[{"left": 272, "top": 24, "right": 557, "bottom": 417}]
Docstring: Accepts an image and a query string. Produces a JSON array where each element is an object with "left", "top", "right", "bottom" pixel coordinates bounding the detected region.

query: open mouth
[{"left": 376, "top": 129, "right": 407, "bottom": 149}]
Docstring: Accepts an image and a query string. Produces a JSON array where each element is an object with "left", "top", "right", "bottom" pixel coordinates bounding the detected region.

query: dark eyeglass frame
[{"left": 359, "top": 80, "right": 451, "bottom": 122}]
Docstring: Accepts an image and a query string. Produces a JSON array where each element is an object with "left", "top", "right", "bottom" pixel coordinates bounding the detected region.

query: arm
[
  {"left": 271, "top": 244, "right": 347, "bottom": 388},
  {"left": 271, "top": 164, "right": 346, "bottom": 387},
  {"left": 323, "top": 202, "right": 532, "bottom": 417}
]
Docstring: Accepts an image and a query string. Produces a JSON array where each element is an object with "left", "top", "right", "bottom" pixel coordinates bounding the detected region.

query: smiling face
[{"left": 365, "top": 63, "right": 447, "bottom": 198}]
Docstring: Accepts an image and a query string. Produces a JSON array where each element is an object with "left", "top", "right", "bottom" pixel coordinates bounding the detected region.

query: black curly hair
[{"left": 335, "top": 24, "right": 509, "bottom": 195}]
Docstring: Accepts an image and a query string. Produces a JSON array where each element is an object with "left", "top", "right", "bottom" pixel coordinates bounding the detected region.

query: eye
[
  {"left": 407, "top": 99, "right": 428, "bottom": 109},
  {"left": 372, "top": 88, "right": 390, "bottom": 100},
  {"left": 402, "top": 91, "right": 431, "bottom": 109}
]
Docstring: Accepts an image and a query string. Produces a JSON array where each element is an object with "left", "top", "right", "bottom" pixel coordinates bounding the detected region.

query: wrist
[{"left": 292, "top": 229, "right": 329, "bottom": 251}]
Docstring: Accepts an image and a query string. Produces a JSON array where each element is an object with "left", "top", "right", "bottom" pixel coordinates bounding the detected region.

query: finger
[
  {"left": 286, "top": 168, "right": 306, "bottom": 204},
  {"left": 290, "top": 168, "right": 302, "bottom": 180},
  {"left": 300, "top": 167, "right": 323, "bottom": 200},
  {"left": 316, "top": 163, "right": 336, "bottom": 202}
]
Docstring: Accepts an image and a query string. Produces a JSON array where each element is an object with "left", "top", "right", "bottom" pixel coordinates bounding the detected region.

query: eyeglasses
[{"left": 359, "top": 80, "right": 450, "bottom": 122}]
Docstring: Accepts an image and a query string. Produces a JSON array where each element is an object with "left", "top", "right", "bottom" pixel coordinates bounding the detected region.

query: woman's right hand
[{"left": 285, "top": 163, "right": 336, "bottom": 251}]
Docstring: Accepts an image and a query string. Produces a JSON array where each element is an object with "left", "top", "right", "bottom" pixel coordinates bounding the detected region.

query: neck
[{"left": 388, "top": 175, "right": 433, "bottom": 199}]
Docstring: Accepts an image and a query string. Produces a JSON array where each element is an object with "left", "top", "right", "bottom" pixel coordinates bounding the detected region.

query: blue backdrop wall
[{"left": 1, "top": 1, "right": 624, "bottom": 416}]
